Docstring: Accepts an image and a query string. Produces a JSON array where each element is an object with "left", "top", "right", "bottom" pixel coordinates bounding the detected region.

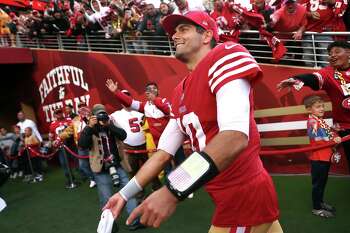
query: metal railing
[{"left": 1, "top": 31, "right": 349, "bottom": 67}]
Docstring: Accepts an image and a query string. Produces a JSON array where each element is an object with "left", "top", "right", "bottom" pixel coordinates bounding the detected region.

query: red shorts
[{"left": 207, "top": 169, "right": 279, "bottom": 227}]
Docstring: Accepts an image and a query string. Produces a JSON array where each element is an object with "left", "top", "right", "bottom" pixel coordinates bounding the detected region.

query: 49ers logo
[{"left": 342, "top": 97, "right": 350, "bottom": 109}]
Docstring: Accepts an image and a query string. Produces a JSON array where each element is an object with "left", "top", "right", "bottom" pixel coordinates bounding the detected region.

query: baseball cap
[
  {"left": 92, "top": 104, "right": 107, "bottom": 115},
  {"left": 162, "top": 11, "right": 219, "bottom": 42}
]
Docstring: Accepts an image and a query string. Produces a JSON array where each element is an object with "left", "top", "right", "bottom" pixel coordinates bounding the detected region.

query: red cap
[{"left": 162, "top": 11, "right": 219, "bottom": 42}]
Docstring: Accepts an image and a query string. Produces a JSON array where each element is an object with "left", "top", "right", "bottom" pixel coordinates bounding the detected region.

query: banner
[{"left": 29, "top": 50, "right": 348, "bottom": 174}]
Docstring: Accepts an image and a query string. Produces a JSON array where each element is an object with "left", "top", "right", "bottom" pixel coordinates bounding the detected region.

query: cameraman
[{"left": 78, "top": 104, "right": 144, "bottom": 231}]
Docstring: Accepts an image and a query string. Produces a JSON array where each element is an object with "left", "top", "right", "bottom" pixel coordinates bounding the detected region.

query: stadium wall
[{"left": 28, "top": 49, "right": 348, "bottom": 174}]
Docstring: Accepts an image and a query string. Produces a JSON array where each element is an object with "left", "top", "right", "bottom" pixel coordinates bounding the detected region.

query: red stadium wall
[{"left": 28, "top": 49, "right": 348, "bottom": 175}]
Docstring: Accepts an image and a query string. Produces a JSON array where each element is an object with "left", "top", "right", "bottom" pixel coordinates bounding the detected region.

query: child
[{"left": 304, "top": 95, "right": 341, "bottom": 218}]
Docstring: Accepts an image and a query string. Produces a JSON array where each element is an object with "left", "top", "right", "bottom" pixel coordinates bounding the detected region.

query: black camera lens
[{"left": 96, "top": 112, "right": 109, "bottom": 122}]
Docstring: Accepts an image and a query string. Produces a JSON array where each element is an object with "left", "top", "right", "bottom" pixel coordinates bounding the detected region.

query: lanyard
[
  {"left": 334, "top": 70, "right": 348, "bottom": 85},
  {"left": 310, "top": 114, "right": 335, "bottom": 140}
]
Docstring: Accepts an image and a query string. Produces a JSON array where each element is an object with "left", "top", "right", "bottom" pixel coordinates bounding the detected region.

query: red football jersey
[
  {"left": 313, "top": 66, "right": 350, "bottom": 129},
  {"left": 49, "top": 118, "right": 72, "bottom": 140},
  {"left": 210, "top": 2, "right": 238, "bottom": 31},
  {"left": 170, "top": 42, "right": 279, "bottom": 226},
  {"left": 300, "top": 0, "right": 336, "bottom": 32},
  {"left": 114, "top": 91, "right": 171, "bottom": 145}
]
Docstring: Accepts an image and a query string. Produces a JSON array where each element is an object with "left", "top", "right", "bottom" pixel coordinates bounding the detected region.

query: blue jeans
[
  {"left": 78, "top": 149, "right": 94, "bottom": 181},
  {"left": 93, "top": 167, "right": 138, "bottom": 216},
  {"left": 58, "top": 148, "right": 71, "bottom": 178}
]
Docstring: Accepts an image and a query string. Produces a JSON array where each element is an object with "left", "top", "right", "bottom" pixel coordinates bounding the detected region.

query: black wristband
[{"left": 165, "top": 151, "right": 219, "bottom": 201}]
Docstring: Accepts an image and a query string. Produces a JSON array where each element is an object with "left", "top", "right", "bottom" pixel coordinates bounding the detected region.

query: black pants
[
  {"left": 311, "top": 160, "right": 330, "bottom": 209},
  {"left": 338, "top": 129, "right": 350, "bottom": 172}
]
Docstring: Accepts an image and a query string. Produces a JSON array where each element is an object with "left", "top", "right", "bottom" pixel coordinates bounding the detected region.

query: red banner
[{"left": 29, "top": 50, "right": 348, "bottom": 174}]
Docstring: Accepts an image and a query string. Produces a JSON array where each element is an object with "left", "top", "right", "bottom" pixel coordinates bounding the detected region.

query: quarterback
[{"left": 103, "top": 11, "right": 282, "bottom": 233}]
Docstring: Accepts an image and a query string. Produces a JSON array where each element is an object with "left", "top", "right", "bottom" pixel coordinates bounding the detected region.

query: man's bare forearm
[
  {"left": 135, "top": 150, "right": 172, "bottom": 187},
  {"left": 203, "top": 130, "right": 248, "bottom": 171}
]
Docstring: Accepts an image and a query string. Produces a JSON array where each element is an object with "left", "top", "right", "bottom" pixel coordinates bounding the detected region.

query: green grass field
[{"left": 0, "top": 168, "right": 349, "bottom": 233}]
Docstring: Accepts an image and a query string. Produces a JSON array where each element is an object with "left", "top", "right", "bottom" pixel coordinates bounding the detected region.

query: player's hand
[
  {"left": 276, "top": 78, "right": 298, "bottom": 92},
  {"left": 106, "top": 79, "right": 119, "bottom": 93},
  {"left": 103, "top": 192, "right": 127, "bottom": 219},
  {"left": 126, "top": 186, "right": 178, "bottom": 228},
  {"left": 333, "top": 136, "right": 342, "bottom": 144},
  {"left": 88, "top": 115, "right": 98, "bottom": 127}
]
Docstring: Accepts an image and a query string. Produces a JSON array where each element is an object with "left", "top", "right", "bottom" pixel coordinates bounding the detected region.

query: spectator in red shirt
[
  {"left": 210, "top": 0, "right": 238, "bottom": 31},
  {"left": 270, "top": 0, "right": 307, "bottom": 40},
  {"left": 300, "top": 0, "right": 347, "bottom": 66}
]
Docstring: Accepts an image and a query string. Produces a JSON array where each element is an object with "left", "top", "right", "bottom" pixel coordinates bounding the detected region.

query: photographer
[{"left": 78, "top": 104, "right": 144, "bottom": 231}]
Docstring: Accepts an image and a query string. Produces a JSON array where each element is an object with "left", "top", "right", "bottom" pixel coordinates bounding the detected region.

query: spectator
[
  {"left": 300, "top": 0, "right": 347, "bottom": 66},
  {"left": 65, "top": 104, "right": 78, "bottom": 119},
  {"left": 0, "top": 8, "right": 12, "bottom": 47},
  {"left": 135, "top": 3, "right": 165, "bottom": 48},
  {"left": 277, "top": 41, "right": 350, "bottom": 174},
  {"left": 0, "top": 127, "right": 16, "bottom": 178},
  {"left": 78, "top": 104, "right": 144, "bottom": 230},
  {"left": 270, "top": 0, "right": 307, "bottom": 40},
  {"left": 0, "top": 127, "right": 16, "bottom": 159},
  {"left": 210, "top": 0, "right": 239, "bottom": 31},
  {"left": 16, "top": 111, "right": 42, "bottom": 142},
  {"left": 62, "top": 103, "right": 96, "bottom": 188},
  {"left": 49, "top": 108, "right": 77, "bottom": 188},
  {"left": 24, "top": 127, "right": 44, "bottom": 182},
  {"left": 251, "top": 0, "right": 274, "bottom": 26},
  {"left": 10, "top": 125, "right": 24, "bottom": 179},
  {"left": 304, "top": 95, "right": 341, "bottom": 218},
  {"left": 84, "top": 0, "right": 119, "bottom": 38},
  {"left": 172, "top": 0, "right": 206, "bottom": 15}
]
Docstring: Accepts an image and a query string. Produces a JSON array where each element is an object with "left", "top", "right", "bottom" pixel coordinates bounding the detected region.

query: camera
[
  {"left": 104, "top": 158, "right": 120, "bottom": 187},
  {"left": 96, "top": 111, "right": 110, "bottom": 122}
]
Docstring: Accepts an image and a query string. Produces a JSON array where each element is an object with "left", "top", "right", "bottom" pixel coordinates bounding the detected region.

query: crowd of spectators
[{"left": 0, "top": 0, "right": 348, "bottom": 48}]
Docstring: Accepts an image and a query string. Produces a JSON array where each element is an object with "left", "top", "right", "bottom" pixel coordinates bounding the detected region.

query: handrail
[{"left": 1, "top": 30, "right": 349, "bottom": 68}]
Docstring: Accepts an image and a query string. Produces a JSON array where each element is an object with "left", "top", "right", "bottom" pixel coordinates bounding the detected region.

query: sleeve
[
  {"left": 29, "top": 120, "right": 42, "bottom": 142},
  {"left": 208, "top": 44, "right": 262, "bottom": 94},
  {"left": 84, "top": 12, "right": 96, "bottom": 23},
  {"left": 109, "top": 124, "right": 127, "bottom": 141},
  {"left": 312, "top": 68, "right": 329, "bottom": 90},
  {"left": 216, "top": 79, "right": 250, "bottom": 137},
  {"left": 157, "top": 119, "right": 185, "bottom": 156},
  {"left": 78, "top": 126, "right": 94, "bottom": 149},
  {"left": 153, "top": 97, "right": 171, "bottom": 115},
  {"left": 293, "top": 73, "right": 321, "bottom": 90},
  {"left": 114, "top": 90, "right": 145, "bottom": 113}
]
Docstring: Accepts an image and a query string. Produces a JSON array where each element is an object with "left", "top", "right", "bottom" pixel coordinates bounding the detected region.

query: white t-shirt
[
  {"left": 172, "top": 0, "right": 206, "bottom": 15},
  {"left": 110, "top": 109, "right": 145, "bottom": 147},
  {"left": 17, "top": 119, "right": 42, "bottom": 142}
]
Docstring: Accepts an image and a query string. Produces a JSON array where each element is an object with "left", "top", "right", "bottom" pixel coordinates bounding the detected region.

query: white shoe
[
  {"left": 13, "top": 172, "right": 18, "bottom": 179},
  {"left": 89, "top": 180, "right": 96, "bottom": 188},
  {"left": 188, "top": 193, "right": 194, "bottom": 199},
  {"left": 18, "top": 171, "right": 23, "bottom": 177}
]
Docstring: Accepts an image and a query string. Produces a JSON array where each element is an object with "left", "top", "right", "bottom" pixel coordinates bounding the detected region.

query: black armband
[
  {"left": 165, "top": 151, "right": 219, "bottom": 201},
  {"left": 293, "top": 73, "right": 320, "bottom": 90}
]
